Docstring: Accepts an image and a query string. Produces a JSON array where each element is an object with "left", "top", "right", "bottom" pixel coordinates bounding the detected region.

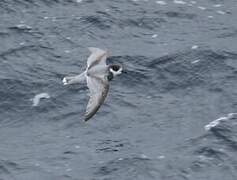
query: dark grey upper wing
[{"left": 85, "top": 75, "right": 109, "bottom": 121}]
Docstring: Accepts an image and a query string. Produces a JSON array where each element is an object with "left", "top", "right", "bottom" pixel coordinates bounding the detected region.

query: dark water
[{"left": 1, "top": 0, "right": 237, "bottom": 179}]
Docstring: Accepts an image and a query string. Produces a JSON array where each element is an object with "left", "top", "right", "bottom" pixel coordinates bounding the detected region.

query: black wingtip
[
  {"left": 84, "top": 118, "right": 89, "bottom": 122},
  {"left": 84, "top": 115, "right": 92, "bottom": 122}
]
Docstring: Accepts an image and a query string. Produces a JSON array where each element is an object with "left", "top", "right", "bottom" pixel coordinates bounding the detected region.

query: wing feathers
[
  {"left": 85, "top": 76, "right": 109, "bottom": 121},
  {"left": 87, "top": 47, "right": 108, "bottom": 69}
]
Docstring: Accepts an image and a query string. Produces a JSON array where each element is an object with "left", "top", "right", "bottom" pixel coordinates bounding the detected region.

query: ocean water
[{"left": 0, "top": 0, "right": 237, "bottom": 179}]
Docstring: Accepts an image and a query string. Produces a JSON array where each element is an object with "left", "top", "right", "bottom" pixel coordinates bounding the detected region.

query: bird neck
[{"left": 107, "top": 72, "right": 113, "bottom": 81}]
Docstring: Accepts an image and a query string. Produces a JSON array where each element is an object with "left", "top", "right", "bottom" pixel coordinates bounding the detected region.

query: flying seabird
[{"left": 63, "top": 47, "right": 122, "bottom": 121}]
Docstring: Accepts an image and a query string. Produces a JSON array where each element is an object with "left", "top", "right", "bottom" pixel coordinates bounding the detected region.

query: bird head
[{"left": 109, "top": 64, "right": 123, "bottom": 77}]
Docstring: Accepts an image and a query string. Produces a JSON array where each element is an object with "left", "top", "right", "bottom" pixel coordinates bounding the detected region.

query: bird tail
[{"left": 62, "top": 71, "right": 86, "bottom": 85}]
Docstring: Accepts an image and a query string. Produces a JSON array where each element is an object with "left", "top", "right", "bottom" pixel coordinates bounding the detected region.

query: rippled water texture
[{"left": 0, "top": 0, "right": 237, "bottom": 179}]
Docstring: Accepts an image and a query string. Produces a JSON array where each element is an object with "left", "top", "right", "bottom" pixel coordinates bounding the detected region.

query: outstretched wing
[
  {"left": 87, "top": 47, "right": 108, "bottom": 69},
  {"left": 85, "top": 75, "right": 109, "bottom": 121}
]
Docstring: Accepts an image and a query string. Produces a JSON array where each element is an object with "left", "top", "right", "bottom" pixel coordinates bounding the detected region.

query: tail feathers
[
  {"left": 62, "top": 72, "right": 86, "bottom": 85},
  {"left": 62, "top": 76, "right": 79, "bottom": 85},
  {"left": 62, "top": 77, "right": 71, "bottom": 85}
]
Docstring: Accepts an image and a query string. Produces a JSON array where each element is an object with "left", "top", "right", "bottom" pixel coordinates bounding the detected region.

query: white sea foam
[
  {"left": 34, "top": 163, "right": 40, "bottom": 166},
  {"left": 32, "top": 93, "right": 50, "bottom": 106},
  {"left": 191, "top": 59, "right": 200, "bottom": 64},
  {"left": 140, "top": 154, "right": 149, "bottom": 159},
  {"left": 157, "top": 155, "right": 165, "bottom": 159},
  {"left": 75, "top": 145, "right": 80, "bottom": 149},
  {"left": 152, "top": 34, "right": 158, "bottom": 38},
  {"left": 66, "top": 168, "right": 72, "bottom": 172},
  {"left": 198, "top": 6, "right": 206, "bottom": 10},
  {"left": 213, "top": 4, "right": 222, "bottom": 7},
  {"left": 64, "top": 50, "right": 71, "bottom": 53},
  {"left": 204, "top": 113, "right": 237, "bottom": 131},
  {"left": 156, "top": 1, "right": 167, "bottom": 5},
  {"left": 191, "top": 45, "right": 199, "bottom": 49},
  {"left": 173, "top": 0, "right": 186, "bottom": 5},
  {"left": 16, "top": 24, "right": 32, "bottom": 30},
  {"left": 216, "top": 10, "right": 226, "bottom": 15}
]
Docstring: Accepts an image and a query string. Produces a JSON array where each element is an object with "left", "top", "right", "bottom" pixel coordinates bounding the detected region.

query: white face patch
[{"left": 109, "top": 66, "right": 122, "bottom": 76}]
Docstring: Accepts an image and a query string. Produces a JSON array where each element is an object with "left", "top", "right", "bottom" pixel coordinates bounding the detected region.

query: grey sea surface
[{"left": 0, "top": 0, "right": 237, "bottom": 179}]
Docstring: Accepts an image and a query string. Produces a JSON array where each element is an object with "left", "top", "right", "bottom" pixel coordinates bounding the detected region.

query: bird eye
[{"left": 112, "top": 65, "right": 120, "bottom": 71}]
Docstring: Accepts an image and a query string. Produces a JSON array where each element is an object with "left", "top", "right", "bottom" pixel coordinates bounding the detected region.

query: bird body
[{"left": 63, "top": 47, "right": 122, "bottom": 121}]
